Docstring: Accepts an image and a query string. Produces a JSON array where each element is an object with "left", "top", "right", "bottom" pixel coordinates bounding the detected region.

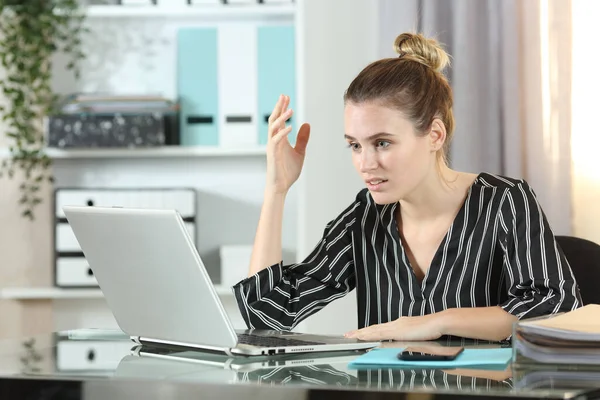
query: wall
[
  {"left": 0, "top": 37, "right": 54, "bottom": 338},
  {"left": 571, "top": 0, "right": 600, "bottom": 244},
  {"left": 293, "top": 0, "right": 379, "bottom": 335}
]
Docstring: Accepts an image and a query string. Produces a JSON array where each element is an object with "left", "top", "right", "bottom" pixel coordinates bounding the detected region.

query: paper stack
[{"left": 513, "top": 304, "right": 600, "bottom": 367}]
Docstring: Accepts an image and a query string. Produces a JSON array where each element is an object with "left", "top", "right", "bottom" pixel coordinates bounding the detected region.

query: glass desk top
[{"left": 0, "top": 329, "right": 599, "bottom": 400}]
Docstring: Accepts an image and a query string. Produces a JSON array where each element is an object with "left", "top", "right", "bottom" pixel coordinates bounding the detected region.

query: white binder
[
  {"left": 56, "top": 340, "right": 135, "bottom": 371},
  {"left": 217, "top": 23, "right": 259, "bottom": 147},
  {"left": 54, "top": 188, "right": 197, "bottom": 288}
]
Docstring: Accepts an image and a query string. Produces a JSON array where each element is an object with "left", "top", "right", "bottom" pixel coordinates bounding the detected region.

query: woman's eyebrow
[{"left": 344, "top": 132, "right": 395, "bottom": 141}]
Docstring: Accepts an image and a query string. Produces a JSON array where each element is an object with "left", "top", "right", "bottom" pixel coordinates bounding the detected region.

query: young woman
[{"left": 232, "top": 32, "right": 582, "bottom": 342}]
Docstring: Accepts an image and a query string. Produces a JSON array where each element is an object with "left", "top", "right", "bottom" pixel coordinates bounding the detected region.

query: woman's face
[{"left": 343, "top": 102, "right": 438, "bottom": 204}]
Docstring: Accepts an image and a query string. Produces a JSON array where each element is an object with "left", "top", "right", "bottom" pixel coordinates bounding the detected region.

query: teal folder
[
  {"left": 257, "top": 24, "right": 296, "bottom": 146},
  {"left": 348, "top": 348, "right": 512, "bottom": 369},
  {"left": 177, "top": 28, "right": 219, "bottom": 146}
]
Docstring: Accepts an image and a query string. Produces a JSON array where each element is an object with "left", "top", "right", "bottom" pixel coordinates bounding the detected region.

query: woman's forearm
[
  {"left": 437, "top": 306, "right": 517, "bottom": 341},
  {"left": 247, "top": 190, "right": 287, "bottom": 277},
  {"left": 345, "top": 305, "right": 518, "bottom": 341}
]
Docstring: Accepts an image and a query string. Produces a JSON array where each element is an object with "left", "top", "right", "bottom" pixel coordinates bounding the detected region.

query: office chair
[{"left": 555, "top": 235, "right": 600, "bottom": 305}]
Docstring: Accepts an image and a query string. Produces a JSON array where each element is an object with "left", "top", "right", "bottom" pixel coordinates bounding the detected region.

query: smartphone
[{"left": 397, "top": 346, "right": 464, "bottom": 361}]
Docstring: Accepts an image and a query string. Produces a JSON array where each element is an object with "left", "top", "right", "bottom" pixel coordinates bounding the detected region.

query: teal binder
[
  {"left": 177, "top": 28, "right": 219, "bottom": 146},
  {"left": 257, "top": 25, "right": 296, "bottom": 146}
]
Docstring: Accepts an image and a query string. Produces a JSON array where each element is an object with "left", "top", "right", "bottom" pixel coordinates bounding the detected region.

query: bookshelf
[
  {"left": 74, "top": 4, "right": 296, "bottom": 19},
  {"left": 0, "top": 1, "right": 296, "bottom": 338},
  {"left": 0, "top": 146, "right": 267, "bottom": 160},
  {"left": 0, "top": 285, "right": 233, "bottom": 300}
]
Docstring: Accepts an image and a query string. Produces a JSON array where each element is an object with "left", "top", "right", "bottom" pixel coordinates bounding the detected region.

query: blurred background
[{"left": 0, "top": 0, "right": 597, "bottom": 340}]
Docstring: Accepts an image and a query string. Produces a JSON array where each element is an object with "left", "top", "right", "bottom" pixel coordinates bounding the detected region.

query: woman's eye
[
  {"left": 377, "top": 140, "right": 390, "bottom": 148},
  {"left": 348, "top": 143, "right": 360, "bottom": 151}
]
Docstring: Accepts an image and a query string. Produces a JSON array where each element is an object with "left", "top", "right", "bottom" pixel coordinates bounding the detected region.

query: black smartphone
[{"left": 397, "top": 346, "right": 464, "bottom": 361}]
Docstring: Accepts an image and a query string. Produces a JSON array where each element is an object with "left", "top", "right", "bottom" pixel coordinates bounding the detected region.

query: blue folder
[
  {"left": 257, "top": 24, "right": 296, "bottom": 146},
  {"left": 177, "top": 27, "right": 219, "bottom": 146},
  {"left": 348, "top": 348, "right": 513, "bottom": 369}
]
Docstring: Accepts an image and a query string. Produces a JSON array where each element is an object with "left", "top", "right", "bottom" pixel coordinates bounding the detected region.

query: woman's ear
[{"left": 428, "top": 118, "right": 447, "bottom": 152}]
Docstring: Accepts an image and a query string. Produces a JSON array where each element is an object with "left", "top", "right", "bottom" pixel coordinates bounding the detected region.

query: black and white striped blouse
[{"left": 233, "top": 173, "right": 582, "bottom": 331}]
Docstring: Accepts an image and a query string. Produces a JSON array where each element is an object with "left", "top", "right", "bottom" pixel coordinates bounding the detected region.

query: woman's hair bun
[{"left": 394, "top": 32, "right": 450, "bottom": 73}]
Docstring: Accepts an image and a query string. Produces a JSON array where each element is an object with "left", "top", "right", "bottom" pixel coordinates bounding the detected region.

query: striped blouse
[{"left": 233, "top": 173, "right": 582, "bottom": 331}]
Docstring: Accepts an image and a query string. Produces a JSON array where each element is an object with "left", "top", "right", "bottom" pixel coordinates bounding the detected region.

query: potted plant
[{"left": 0, "top": 0, "right": 86, "bottom": 219}]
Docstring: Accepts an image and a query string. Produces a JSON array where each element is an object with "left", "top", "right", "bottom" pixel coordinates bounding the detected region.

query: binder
[
  {"left": 217, "top": 23, "right": 259, "bottom": 147},
  {"left": 257, "top": 24, "right": 296, "bottom": 145},
  {"left": 177, "top": 28, "right": 219, "bottom": 146},
  {"left": 55, "top": 339, "right": 134, "bottom": 371},
  {"left": 54, "top": 188, "right": 197, "bottom": 288}
]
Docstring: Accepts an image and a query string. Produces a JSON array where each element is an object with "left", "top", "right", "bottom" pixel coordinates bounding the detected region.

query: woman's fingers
[
  {"left": 294, "top": 123, "right": 311, "bottom": 155},
  {"left": 268, "top": 95, "right": 290, "bottom": 133},
  {"left": 281, "top": 95, "right": 290, "bottom": 116},
  {"left": 268, "top": 94, "right": 285, "bottom": 126},
  {"left": 270, "top": 108, "right": 293, "bottom": 137},
  {"left": 271, "top": 125, "right": 293, "bottom": 144}
]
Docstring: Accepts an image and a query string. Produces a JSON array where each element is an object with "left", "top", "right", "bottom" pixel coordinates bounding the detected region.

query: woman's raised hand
[{"left": 265, "top": 94, "right": 311, "bottom": 195}]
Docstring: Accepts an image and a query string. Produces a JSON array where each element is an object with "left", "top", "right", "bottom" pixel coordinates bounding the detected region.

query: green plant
[
  {"left": 0, "top": 0, "right": 86, "bottom": 219},
  {"left": 20, "top": 338, "right": 43, "bottom": 374}
]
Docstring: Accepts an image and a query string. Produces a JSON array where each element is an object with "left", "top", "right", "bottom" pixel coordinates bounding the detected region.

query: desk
[{"left": 0, "top": 330, "right": 598, "bottom": 400}]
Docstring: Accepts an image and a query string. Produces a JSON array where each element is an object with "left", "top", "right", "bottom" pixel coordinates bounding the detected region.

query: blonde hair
[{"left": 344, "top": 32, "right": 454, "bottom": 164}]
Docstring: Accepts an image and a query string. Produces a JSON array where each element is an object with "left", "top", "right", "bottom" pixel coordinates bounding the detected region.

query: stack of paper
[{"left": 513, "top": 304, "right": 600, "bottom": 366}]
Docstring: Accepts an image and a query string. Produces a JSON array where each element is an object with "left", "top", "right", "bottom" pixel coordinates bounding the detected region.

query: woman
[{"left": 232, "top": 32, "right": 582, "bottom": 342}]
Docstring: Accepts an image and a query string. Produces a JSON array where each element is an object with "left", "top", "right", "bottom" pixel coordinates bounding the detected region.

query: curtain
[{"left": 378, "top": 0, "right": 573, "bottom": 234}]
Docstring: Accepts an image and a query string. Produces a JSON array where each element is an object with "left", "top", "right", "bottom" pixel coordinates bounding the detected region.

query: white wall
[
  {"left": 293, "top": 0, "right": 426, "bottom": 335},
  {"left": 293, "top": 0, "right": 378, "bottom": 335},
  {"left": 571, "top": 0, "right": 600, "bottom": 244}
]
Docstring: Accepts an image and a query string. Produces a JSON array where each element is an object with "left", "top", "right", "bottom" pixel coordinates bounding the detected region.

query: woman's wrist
[
  {"left": 264, "top": 185, "right": 288, "bottom": 199},
  {"left": 433, "top": 308, "right": 455, "bottom": 336}
]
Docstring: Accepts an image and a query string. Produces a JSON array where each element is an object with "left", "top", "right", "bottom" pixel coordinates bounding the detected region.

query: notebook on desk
[
  {"left": 513, "top": 305, "right": 600, "bottom": 366},
  {"left": 62, "top": 205, "right": 379, "bottom": 357},
  {"left": 517, "top": 304, "right": 600, "bottom": 341}
]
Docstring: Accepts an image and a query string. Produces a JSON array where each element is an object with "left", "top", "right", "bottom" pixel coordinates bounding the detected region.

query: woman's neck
[{"left": 399, "top": 164, "right": 475, "bottom": 223}]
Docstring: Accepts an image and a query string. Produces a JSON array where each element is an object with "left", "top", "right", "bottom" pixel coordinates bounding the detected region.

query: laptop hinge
[{"left": 138, "top": 336, "right": 234, "bottom": 356}]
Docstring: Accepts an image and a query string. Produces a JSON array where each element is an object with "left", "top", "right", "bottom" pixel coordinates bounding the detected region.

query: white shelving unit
[
  {"left": 45, "top": 146, "right": 267, "bottom": 159},
  {"left": 0, "top": 285, "right": 233, "bottom": 300},
  {"left": 0, "top": 146, "right": 266, "bottom": 159},
  {"left": 72, "top": 4, "right": 296, "bottom": 19},
  {"left": 0, "top": 288, "right": 104, "bottom": 300},
  {"left": 0, "top": 1, "right": 298, "bottom": 336}
]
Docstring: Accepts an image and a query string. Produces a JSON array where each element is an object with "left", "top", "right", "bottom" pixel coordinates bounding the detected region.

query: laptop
[{"left": 62, "top": 205, "right": 379, "bottom": 357}]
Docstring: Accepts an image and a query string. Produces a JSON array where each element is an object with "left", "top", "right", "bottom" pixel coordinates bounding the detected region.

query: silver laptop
[{"left": 62, "top": 205, "right": 379, "bottom": 357}]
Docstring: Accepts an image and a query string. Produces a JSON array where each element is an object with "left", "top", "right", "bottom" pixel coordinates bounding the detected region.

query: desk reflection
[
  {"left": 126, "top": 344, "right": 513, "bottom": 393},
  {"left": 5, "top": 332, "right": 597, "bottom": 399},
  {"left": 235, "top": 364, "right": 513, "bottom": 392}
]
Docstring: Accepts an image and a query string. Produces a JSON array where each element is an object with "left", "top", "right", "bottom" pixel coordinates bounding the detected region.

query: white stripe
[{"left": 361, "top": 195, "right": 372, "bottom": 326}]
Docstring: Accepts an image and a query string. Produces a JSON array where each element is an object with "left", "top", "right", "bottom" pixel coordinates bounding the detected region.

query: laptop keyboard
[{"left": 237, "top": 333, "right": 323, "bottom": 347}]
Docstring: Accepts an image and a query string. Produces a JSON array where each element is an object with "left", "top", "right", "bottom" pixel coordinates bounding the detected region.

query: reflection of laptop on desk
[
  {"left": 62, "top": 206, "right": 379, "bottom": 357},
  {"left": 130, "top": 344, "right": 364, "bottom": 372}
]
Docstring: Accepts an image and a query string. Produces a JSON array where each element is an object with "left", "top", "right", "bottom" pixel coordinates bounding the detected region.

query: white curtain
[{"left": 378, "top": 0, "right": 573, "bottom": 235}]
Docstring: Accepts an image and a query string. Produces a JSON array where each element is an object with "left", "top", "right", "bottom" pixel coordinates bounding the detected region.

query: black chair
[{"left": 555, "top": 235, "right": 600, "bottom": 305}]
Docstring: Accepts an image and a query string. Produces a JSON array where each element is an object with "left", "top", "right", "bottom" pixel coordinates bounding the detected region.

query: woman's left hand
[{"left": 344, "top": 314, "right": 445, "bottom": 341}]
